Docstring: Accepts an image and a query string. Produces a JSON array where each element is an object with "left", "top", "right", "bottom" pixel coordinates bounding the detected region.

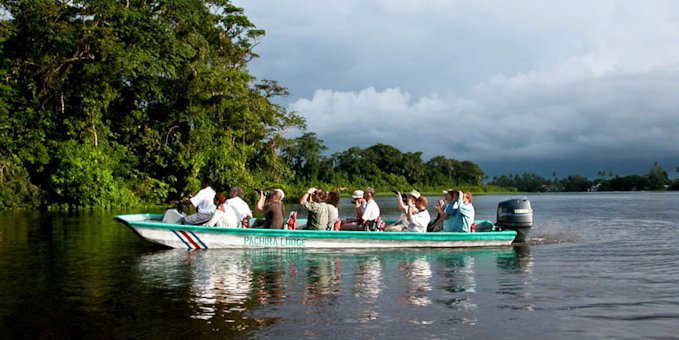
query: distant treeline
[
  {"left": 488, "top": 163, "right": 679, "bottom": 192},
  {"left": 0, "top": 2, "right": 493, "bottom": 209},
  {"left": 282, "top": 135, "right": 488, "bottom": 192}
]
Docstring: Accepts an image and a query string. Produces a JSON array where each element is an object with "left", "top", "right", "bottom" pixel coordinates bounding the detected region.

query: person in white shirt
[
  {"left": 386, "top": 190, "right": 429, "bottom": 232},
  {"left": 341, "top": 188, "right": 381, "bottom": 231},
  {"left": 204, "top": 192, "right": 238, "bottom": 228},
  {"left": 361, "top": 188, "right": 380, "bottom": 223},
  {"left": 225, "top": 186, "right": 252, "bottom": 225},
  {"left": 172, "top": 180, "right": 216, "bottom": 225},
  {"left": 404, "top": 196, "right": 431, "bottom": 232}
]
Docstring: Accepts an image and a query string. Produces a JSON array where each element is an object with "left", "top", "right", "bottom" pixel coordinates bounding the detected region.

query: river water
[{"left": 1, "top": 192, "right": 678, "bottom": 339}]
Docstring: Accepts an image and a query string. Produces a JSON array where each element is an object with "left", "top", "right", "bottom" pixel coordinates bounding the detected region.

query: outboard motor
[{"left": 496, "top": 198, "right": 533, "bottom": 243}]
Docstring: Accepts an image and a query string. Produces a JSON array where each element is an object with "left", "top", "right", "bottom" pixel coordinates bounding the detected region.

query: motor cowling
[{"left": 496, "top": 198, "right": 533, "bottom": 243}]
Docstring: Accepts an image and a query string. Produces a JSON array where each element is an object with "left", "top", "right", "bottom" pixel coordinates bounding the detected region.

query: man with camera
[
  {"left": 341, "top": 188, "right": 381, "bottom": 231},
  {"left": 252, "top": 188, "right": 285, "bottom": 229},
  {"left": 299, "top": 188, "right": 329, "bottom": 230}
]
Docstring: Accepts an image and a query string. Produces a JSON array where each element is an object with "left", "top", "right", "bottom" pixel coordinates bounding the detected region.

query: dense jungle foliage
[{"left": 0, "top": 1, "right": 491, "bottom": 209}]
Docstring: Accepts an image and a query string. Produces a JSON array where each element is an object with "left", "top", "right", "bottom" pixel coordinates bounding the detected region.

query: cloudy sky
[{"left": 233, "top": 0, "right": 679, "bottom": 178}]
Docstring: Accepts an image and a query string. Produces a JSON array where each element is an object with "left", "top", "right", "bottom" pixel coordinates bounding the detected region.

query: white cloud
[{"left": 290, "top": 68, "right": 679, "bottom": 165}]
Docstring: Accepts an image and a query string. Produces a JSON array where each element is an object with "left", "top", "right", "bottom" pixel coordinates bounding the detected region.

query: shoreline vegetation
[{"left": 1, "top": 2, "right": 677, "bottom": 210}]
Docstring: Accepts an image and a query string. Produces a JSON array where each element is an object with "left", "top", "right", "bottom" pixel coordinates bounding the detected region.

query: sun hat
[
  {"left": 351, "top": 190, "right": 364, "bottom": 199},
  {"left": 408, "top": 190, "right": 421, "bottom": 199},
  {"left": 442, "top": 189, "right": 455, "bottom": 194}
]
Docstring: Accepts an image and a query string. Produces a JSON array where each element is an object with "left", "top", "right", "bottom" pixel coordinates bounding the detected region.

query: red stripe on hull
[{"left": 180, "top": 231, "right": 201, "bottom": 249}]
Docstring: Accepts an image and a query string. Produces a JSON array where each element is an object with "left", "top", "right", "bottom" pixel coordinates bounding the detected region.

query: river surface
[{"left": 1, "top": 192, "right": 678, "bottom": 339}]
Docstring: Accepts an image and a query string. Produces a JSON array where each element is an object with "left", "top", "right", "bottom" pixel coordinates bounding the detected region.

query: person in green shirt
[{"left": 300, "top": 188, "right": 329, "bottom": 230}]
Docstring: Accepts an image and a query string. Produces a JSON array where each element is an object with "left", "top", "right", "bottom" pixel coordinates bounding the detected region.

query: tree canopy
[
  {"left": 0, "top": 0, "right": 303, "bottom": 208},
  {"left": 0, "top": 0, "right": 489, "bottom": 209}
]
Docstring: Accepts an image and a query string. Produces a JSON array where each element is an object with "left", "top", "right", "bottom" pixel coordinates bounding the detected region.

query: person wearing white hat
[
  {"left": 341, "top": 188, "right": 380, "bottom": 231},
  {"left": 351, "top": 189, "right": 366, "bottom": 218},
  {"left": 340, "top": 190, "right": 365, "bottom": 225},
  {"left": 385, "top": 190, "right": 430, "bottom": 232}
]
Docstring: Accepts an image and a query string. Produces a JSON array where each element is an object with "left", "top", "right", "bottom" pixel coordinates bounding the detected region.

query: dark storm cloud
[{"left": 235, "top": 0, "right": 679, "bottom": 176}]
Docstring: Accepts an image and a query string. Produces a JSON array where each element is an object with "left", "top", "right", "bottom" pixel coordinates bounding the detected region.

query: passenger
[
  {"left": 351, "top": 190, "right": 366, "bottom": 221},
  {"left": 428, "top": 189, "right": 455, "bottom": 232},
  {"left": 325, "top": 191, "right": 341, "bottom": 230},
  {"left": 438, "top": 190, "right": 475, "bottom": 232},
  {"left": 340, "top": 190, "right": 365, "bottom": 225},
  {"left": 225, "top": 186, "right": 253, "bottom": 223},
  {"left": 459, "top": 191, "right": 475, "bottom": 231},
  {"left": 386, "top": 191, "right": 430, "bottom": 232},
  {"left": 361, "top": 188, "right": 381, "bottom": 229},
  {"left": 252, "top": 189, "right": 285, "bottom": 229},
  {"left": 172, "top": 180, "right": 216, "bottom": 225},
  {"left": 341, "top": 188, "right": 380, "bottom": 231},
  {"left": 300, "top": 188, "right": 329, "bottom": 230},
  {"left": 204, "top": 192, "right": 238, "bottom": 228},
  {"left": 385, "top": 190, "right": 420, "bottom": 231},
  {"left": 406, "top": 196, "right": 431, "bottom": 232}
]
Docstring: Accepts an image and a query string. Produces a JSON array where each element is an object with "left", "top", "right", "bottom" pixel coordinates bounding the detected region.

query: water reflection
[
  {"left": 303, "top": 256, "right": 341, "bottom": 306},
  {"left": 434, "top": 251, "right": 479, "bottom": 325},
  {"left": 496, "top": 245, "right": 536, "bottom": 312},
  {"left": 398, "top": 256, "right": 433, "bottom": 306},
  {"left": 132, "top": 247, "right": 533, "bottom": 332},
  {"left": 353, "top": 255, "right": 384, "bottom": 321}
]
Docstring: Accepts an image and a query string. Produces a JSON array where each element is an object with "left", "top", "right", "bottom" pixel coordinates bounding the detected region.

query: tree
[
  {"left": 0, "top": 1, "right": 303, "bottom": 207},
  {"left": 425, "top": 156, "right": 458, "bottom": 185},
  {"left": 282, "top": 132, "right": 328, "bottom": 183},
  {"left": 561, "top": 175, "right": 591, "bottom": 192},
  {"left": 646, "top": 162, "right": 669, "bottom": 190},
  {"left": 608, "top": 175, "right": 649, "bottom": 191},
  {"left": 488, "top": 173, "right": 547, "bottom": 192},
  {"left": 456, "top": 160, "right": 485, "bottom": 186}
]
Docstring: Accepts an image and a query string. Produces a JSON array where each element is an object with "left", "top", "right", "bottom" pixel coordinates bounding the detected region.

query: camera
[
  {"left": 254, "top": 187, "right": 272, "bottom": 198},
  {"left": 393, "top": 190, "right": 409, "bottom": 204}
]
